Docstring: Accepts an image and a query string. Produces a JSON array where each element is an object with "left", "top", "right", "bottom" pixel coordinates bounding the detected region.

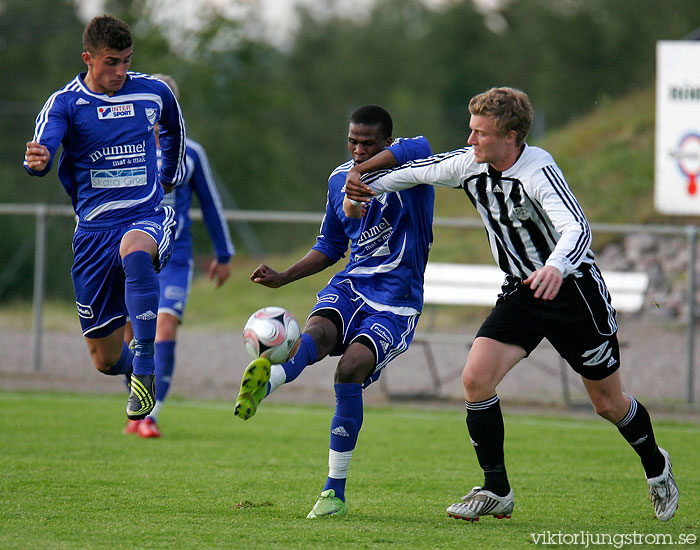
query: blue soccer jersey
[
  {"left": 312, "top": 137, "right": 434, "bottom": 314},
  {"left": 160, "top": 138, "right": 234, "bottom": 262},
  {"left": 157, "top": 138, "right": 235, "bottom": 319},
  {"left": 24, "top": 71, "right": 186, "bottom": 225}
]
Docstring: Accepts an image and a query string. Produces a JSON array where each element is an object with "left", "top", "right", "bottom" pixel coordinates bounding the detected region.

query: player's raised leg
[
  {"left": 235, "top": 314, "right": 334, "bottom": 420},
  {"left": 234, "top": 357, "right": 272, "bottom": 420},
  {"left": 121, "top": 231, "right": 160, "bottom": 420}
]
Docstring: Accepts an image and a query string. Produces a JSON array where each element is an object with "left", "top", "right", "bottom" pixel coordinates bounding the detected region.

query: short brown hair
[
  {"left": 468, "top": 87, "right": 534, "bottom": 146},
  {"left": 82, "top": 15, "right": 133, "bottom": 54}
]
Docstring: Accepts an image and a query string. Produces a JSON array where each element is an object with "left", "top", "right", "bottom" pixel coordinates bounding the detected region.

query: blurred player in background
[
  {"left": 124, "top": 74, "right": 235, "bottom": 438},
  {"left": 345, "top": 87, "right": 678, "bottom": 522},
  {"left": 234, "top": 105, "right": 434, "bottom": 518},
  {"left": 23, "top": 15, "right": 186, "bottom": 421}
]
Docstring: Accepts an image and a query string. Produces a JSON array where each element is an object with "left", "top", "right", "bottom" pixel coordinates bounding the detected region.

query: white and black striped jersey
[{"left": 363, "top": 145, "right": 594, "bottom": 280}]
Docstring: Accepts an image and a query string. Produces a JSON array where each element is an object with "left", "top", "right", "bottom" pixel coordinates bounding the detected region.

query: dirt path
[{"left": 1, "top": 317, "right": 698, "bottom": 419}]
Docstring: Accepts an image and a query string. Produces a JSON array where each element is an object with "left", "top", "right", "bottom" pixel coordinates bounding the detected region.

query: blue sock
[
  {"left": 267, "top": 333, "right": 319, "bottom": 396},
  {"left": 155, "top": 340, "right": 176, "bottom": 401},
  {"left": 322, "top": 383, "right": 363, "bottom": 502},
  {"left": 122, "top": 251, "right": 159, "bottom": 376},
  {"left": 282, "top": 333, "right": 317, "bottom": 383},
  {"left": 103, "top": 341, "right": 133, "bottom": 376}
]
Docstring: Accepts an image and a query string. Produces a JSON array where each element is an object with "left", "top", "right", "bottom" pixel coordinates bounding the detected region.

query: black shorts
[{"left": 476, "top": 264, "right": 620, "bottom": 381}]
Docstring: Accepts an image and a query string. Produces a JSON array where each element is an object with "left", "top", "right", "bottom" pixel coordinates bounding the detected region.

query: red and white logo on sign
[{"left": 676, "top": 133, "right": 700, "bottom": 195}]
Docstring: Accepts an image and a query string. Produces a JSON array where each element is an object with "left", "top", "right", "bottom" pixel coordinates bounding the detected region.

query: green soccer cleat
[
  {"left": 126, "top": 373, "right": 156, "bottom": 420},
  {"left": 234, "top": 358, "right": 271, "bottom": 420},
  {"left": 306, "top": 489, "right": 348, "bottom": 519}
]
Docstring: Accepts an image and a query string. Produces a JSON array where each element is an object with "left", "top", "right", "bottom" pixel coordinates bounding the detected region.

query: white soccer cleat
[
  {"left": 647, "top": 448, "right": 679, "bottom": 521},
  {"left": 447, "top": 486, "right": 514, "bottom": 521}
]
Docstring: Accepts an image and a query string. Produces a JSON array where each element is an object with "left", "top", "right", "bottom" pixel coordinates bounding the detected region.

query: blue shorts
[
  {"left": 71, "top": 207, "right": 176, "bottom": 338},
  {"left": 156, "top": 244, "right": 194, "bottom": 322},
  {"left": 310, "top": 279, "right": 420, "bottom": 387}
]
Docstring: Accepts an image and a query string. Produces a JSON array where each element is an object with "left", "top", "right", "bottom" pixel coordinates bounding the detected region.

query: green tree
[
  {"left": 0, "top": 0, "right": 85, "bottom": 300},
  {"left": 492, "top": 0, "right": 700, "bottom": 128}
]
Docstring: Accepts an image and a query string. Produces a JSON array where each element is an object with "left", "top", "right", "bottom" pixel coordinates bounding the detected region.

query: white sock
[
  {"left": 268, "top": 363, "right": 286, "bottom": 394},
  {"left": 328, "top": 449, "right": 353, "bottom": 479},
  {"left": 149, "top": 400, "right": 163, "bottom": 421}
]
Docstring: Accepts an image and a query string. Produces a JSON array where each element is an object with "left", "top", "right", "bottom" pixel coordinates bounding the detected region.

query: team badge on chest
[
  {"left": 513, "top": 206, "right": 530, "bottom": 221},
  {"left": 145, "top": 108, "right": 157, "bottom": 125}
]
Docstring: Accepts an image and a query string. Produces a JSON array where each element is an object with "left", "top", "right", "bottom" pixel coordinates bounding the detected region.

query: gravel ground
[{"left": 1, "top": 315, "right": 698, "bottom": 420}]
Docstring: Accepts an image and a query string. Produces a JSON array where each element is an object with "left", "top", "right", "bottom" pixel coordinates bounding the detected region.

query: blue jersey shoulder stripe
[
  {"left": 329, "top": 159, "right": 354, "bottom": 180},
  {"left": 34, "top": 78, "right": 81, "bottom": 143}
]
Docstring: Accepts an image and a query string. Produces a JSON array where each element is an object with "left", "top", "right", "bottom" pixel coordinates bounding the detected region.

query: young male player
[
  {"left": 234, "top": 105, "right": 434, "bottom": 518},
  {"left": 124, "top": 74, "right": 234, "bottom": 438},
  {"left": 23, "top": 15, "right": 186, "bottom": 421},
  {"left": 344, "top": 87, "right": 678, "bottom": 522}
]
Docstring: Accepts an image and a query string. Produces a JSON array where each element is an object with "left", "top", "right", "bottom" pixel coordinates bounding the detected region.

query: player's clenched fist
[
  {"left": 250, "top": 264, "right": 284, "bottom": 288},
  {"left": 25, "top": 142, "right": 50, "bottom": 172},
  {"left": 344, "top": 173, "right": 374, "bottom": 203}
]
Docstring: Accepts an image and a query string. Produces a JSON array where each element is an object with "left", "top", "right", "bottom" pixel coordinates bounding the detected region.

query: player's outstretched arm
[
  {"left": 251, "top": 250, "right": 334, "bottom": 288},
  {"left": 251, "top": 264, "right": 283, "bottom": 288}
]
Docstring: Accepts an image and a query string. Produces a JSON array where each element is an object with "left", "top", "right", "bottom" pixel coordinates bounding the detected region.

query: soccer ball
[{"left": 243, "top": 306, "right": 302, "bottom": 364}]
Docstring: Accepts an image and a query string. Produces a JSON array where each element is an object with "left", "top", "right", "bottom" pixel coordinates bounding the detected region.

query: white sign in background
[{"left": 655, "top": 41, "right": 700, "bottom": 215}]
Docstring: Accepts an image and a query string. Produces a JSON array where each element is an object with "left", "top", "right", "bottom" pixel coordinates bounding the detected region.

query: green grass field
[{"left": 1, "top": 392, "right": 697, "bottom": 549}]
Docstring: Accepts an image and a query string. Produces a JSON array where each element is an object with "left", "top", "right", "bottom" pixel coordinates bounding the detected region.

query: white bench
[
  {"left": 382, "top": 262, "right": 650, "bottom": 402},
  {"left": 422, "top": 263, "right": 650, "bottom": 313}
]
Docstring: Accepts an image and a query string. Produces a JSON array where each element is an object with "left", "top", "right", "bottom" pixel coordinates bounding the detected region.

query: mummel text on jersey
[{"left": 316, "top": 137, "right": 434, "bottom": 314}]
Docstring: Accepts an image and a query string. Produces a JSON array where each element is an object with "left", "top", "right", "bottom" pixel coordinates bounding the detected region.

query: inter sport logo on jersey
[{"left": 97, "top": 104, "right": 135, "bottom": 119}]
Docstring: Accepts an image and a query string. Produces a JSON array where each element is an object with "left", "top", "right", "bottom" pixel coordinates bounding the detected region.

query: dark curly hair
[{"left": 349, "top": 105, "right": 393, "bottom": 140}]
